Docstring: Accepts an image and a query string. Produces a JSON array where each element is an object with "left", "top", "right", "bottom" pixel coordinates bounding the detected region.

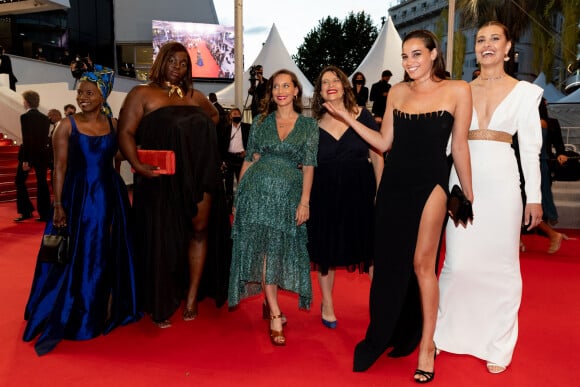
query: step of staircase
[
  {"left": 552, "top": 180, "right": 580, "bottom": 229},
  {"left": 0, "top": 144, "right": 41, "bottom": 203}
]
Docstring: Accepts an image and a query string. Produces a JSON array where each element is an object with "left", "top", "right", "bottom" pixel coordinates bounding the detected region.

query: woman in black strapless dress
[{"left": 325, "top": 30, "right": 473, "bottom": 383}]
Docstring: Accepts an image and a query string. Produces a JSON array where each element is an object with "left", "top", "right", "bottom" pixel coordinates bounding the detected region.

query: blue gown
[{"left": 23, "top": 116, "right": 141, "bottom": 356}]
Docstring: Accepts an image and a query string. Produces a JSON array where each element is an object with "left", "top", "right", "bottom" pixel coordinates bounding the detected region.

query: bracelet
[{"left": 299, "top": 203, "right": 309, "bottom": 208}]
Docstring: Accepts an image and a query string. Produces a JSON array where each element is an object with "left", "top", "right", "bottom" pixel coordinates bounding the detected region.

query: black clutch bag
[
  {"left": 39, "top": 227, "right": 70, "bottom": 264},
  {"left": 447, "top": 185, "right": 473, "bottom": 226}
]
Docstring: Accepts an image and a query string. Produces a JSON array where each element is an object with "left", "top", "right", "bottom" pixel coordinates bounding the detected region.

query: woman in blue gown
[{"left": 23, "top": 66, "right": 141, "bottom": 356}]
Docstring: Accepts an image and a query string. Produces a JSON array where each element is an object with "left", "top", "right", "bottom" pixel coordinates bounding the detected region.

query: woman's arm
[
  {"left": 51, "top": 118, "right": 71, "bottom": 227},
  {"left": 117, "top": 86, "right": 159, "bottom": 178},
  {"left": 296, "top": 165, "right": 314, "bottom": 226},
  {"left": 369, "top": 148, "right": 384, "bottom": 191},
  {"left": 323, "top": 85, "right": 398, "bottom": 152},
  {"left": 194, "top": 89, "right": 219, "bottom": 126},
  {"left": 450, "top": 80, "right": 473, "bottom": 202},
  {"left": 518, "top": 84, "right": 544, "bottom": 230}
]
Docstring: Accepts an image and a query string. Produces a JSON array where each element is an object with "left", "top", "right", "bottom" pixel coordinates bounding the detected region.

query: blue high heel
[{"left": 321, "top": 304, "right": 337, "bottom": 329}]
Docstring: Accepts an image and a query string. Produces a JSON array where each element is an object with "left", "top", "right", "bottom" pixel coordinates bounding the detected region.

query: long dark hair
[
  {"left": 257, "top": 69, "right": 303, "bottom": 124},
  {"left": 402, "top": 30, "right": 447, "bottom": 82},
  {"left": 312, "top": 65, "right": 359, "bottom": 120},
  {"left": 149, "top": 41, "right": 193, "bottom": 95}
]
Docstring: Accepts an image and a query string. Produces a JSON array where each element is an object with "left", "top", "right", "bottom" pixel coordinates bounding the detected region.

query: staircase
[
  {"left": 0, "top": 144, "right": 38, "bottom": 203},
  {"left": 552, "top": 180, "right": 580, "bottom": 229}
]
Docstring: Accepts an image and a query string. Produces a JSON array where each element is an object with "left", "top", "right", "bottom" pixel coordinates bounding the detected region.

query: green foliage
[
  {"left": 293, "top": 11, "right": 378, "bottom": 82},
  {"left": 561, "top": 0, "right": 580, "bottom": 68},
  {"left": 453, "top": 30, "right": 466, "bottom": 79},
  {"left": 435, "top": 9, "right": 448, "bottom": 42}
]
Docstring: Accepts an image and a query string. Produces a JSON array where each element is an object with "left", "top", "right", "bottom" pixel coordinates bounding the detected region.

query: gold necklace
[
  {"left": 164, "top": 82, "right": 184, "bottom": 98},
  {"left": 480, "top": 74, "right": 504, "bottom": 81}
]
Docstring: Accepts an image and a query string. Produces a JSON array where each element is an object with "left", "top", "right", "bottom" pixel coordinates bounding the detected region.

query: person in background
[
  {"left": 340, "top": 30, "right": 472, "bottom": 383},
  {"left": 351, "top": 71, "right": 369, "bottom": 108},
  {"left": 535, "top": 97, "right": 568, "bottom": 253},
  {"left": 228, "top": 69, "right": 319, "bottom": 347},
  {"left": 64, "top": 104, "right": 77, "bottom": 116},
  {"left": 435, "top": 21, "right": 543, "bottom": 375},
  {"left": 369, "top": 69, "right": 392, "bottom": 123},
  {"left": 209, "top": 92, "right": 226, "bottom": 119},
  {"left": 220, "top": 107, "right": 250, "bottom": 212},
  {"left": 0, "top": 45, "right": 18, "bottom": 91},
  {"left": 47, "top": 109, "right": 63, "bottom": 178},
  {"left": 119, "top": 41, "right": 229, "bottom": 329},
  {"left": 23, "top": 65, "right": 141, "bottom": 356},
  {"left": 308, "top": 65, "right": 383, "bottom": 330},
  {"left": 249, "top": 64, "right": 268, "bottom": 118},
  {"left": 14, "top": 90, "right": 51, "bottom": 222}
]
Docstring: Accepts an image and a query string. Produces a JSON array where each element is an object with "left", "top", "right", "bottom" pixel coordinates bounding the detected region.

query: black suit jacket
[
  {"left": 19, "top": 109, "right": 51, "bottom": 165},
  {"left": 369, "top": 80, "right": 391, "bottom": 117},
  {"left": 0, "top": 54, "right": 18, "bottom": 89},
  {"left": 546, "top": 117, "right": 566, "bottom": 158},
  {"left": 218, "top": 122, "right": 251, "bottom": 159},
  {"left": 250, "top": 78, "right": 268, "bottom": 117}
]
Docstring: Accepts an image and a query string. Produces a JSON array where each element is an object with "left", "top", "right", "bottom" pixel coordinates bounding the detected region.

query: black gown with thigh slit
[{"left": 353, "top": 109, "right": 454, "bottom": 372}]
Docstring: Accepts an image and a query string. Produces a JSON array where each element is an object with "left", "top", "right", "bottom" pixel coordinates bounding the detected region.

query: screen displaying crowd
[{"left": 152, "top": 20, "right": 235, "bottom": 81}]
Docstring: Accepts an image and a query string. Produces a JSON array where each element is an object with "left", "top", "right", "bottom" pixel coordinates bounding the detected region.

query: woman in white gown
[{"left": 434, "top": 21, "right": 543, "bottom": 374}]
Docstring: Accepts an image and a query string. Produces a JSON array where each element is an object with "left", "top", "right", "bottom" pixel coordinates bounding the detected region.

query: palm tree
[{"left": 456, "top": 0, "right": 541, "bottom": 75}]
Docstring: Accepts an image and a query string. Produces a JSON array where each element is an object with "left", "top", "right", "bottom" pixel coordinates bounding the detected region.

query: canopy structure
[
  {"left": 533, "top": 73, "right": 565, "bottom": 102},
  {"left": 349, "top": 17, "right": 404, "bottom": 86},
  {"left": 557, "top": 88, "right": 580, "bottom": 103},
  {"left": 216, "top": 24, "right": 314, "bottom": 108}
]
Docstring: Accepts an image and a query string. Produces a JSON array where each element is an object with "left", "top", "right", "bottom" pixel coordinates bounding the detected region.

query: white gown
[{"left": 434, "top": 81, "right": 543, "bottom": 367}]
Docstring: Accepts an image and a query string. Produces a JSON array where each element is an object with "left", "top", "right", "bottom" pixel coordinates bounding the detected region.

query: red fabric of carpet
[{"left": 1, "top": 201, "right": 579, "bottom": 386}]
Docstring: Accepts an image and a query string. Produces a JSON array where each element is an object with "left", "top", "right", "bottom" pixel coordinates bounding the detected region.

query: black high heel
[{"left": 413, "top": 344, "right": 437, "bottom": 384}]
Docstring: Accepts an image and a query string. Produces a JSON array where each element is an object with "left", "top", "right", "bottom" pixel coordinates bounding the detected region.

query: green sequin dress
[{"left": 228, "top": 112, "right": 319, "bottom": 310}]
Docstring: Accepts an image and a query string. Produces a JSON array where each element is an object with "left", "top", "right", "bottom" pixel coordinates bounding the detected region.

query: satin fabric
[
  {"left": 23, "top": 116, "right": 141, "bottom": 355},
  {"left": 435, "top": 82, "right": 543, "bottom": 367}
]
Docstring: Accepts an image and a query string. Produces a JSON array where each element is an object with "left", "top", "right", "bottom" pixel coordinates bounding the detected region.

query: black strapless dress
[
  {"left": 354, "top": 110, "right": 454, "bottom": 371},
  {"left": 133, "top": 105, "right": 231, "bottom": 323}
]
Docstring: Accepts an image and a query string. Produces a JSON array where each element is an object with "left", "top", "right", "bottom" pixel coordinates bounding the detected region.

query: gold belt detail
[{"left": 468, "top": 129, "right": 512, "bottom": 144}]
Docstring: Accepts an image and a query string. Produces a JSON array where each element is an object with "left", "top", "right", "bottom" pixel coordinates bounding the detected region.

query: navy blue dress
[
  {"left": 23, "top": 116, "right": 141, "bottom": 356},
  {"left": 308, "top": 109, "right": 378, "bottom": 274}
]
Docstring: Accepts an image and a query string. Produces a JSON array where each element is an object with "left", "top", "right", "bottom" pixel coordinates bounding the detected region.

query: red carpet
[
  {"left": 0, "top": 200, "right": 579, "bottom": 386},
  {"left": 188, "top": 41, "right": 220, "bottom": 78}
]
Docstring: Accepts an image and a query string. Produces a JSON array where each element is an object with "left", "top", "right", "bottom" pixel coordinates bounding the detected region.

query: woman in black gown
[
  {"left": 308, "top": 65, "right": 383, "bottom": 328},
  {"left": 118, "top": 42, "right": 229, "bottom": 328},
  {"left": 325, "top": 30, "right": 473, "bottom": 382}
]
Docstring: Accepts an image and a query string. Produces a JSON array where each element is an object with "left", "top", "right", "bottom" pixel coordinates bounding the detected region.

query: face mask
[
  {"left": 232, "top": 116, "right": 242, "bottom": 123},
  {"left": 354, "top": 80, "right": 363, "bottom": 85}
]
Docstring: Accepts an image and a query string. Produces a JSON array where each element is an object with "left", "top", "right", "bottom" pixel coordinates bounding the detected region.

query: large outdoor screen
[{"left": 152, "top": 20, "right": 235, "bottom": 82}]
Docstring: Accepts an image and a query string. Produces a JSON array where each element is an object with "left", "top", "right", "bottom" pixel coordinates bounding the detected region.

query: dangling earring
[{"left": 504, "top": 53, "right": 510, "bottom": 62}]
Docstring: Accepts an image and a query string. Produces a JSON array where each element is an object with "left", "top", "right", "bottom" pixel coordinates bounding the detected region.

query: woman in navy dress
[
  {"left": 308, "top": 65, "right": 383, "bottom": 329},
  {"left": 23, "top": 66, "right": 141, "bottom": 355}
]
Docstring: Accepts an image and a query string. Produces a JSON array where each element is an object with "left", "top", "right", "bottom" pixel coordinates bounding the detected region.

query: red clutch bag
[{"left": 133, "top": 150, "right": 176, "bottom": 175}]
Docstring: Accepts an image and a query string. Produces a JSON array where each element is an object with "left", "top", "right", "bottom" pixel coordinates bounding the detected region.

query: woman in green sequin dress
[{"left": 228, "top": 69, "right": 319, "bottom": 346}]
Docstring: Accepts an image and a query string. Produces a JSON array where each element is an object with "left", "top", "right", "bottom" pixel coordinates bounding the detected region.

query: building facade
[{"left": 388, "top": 0, "right": 566, "bottom": 84}]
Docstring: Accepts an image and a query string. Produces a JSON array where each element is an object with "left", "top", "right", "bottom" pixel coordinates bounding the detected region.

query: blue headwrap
[{"left": 79, "top": 64, "right": 115, "bottom": 117}]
